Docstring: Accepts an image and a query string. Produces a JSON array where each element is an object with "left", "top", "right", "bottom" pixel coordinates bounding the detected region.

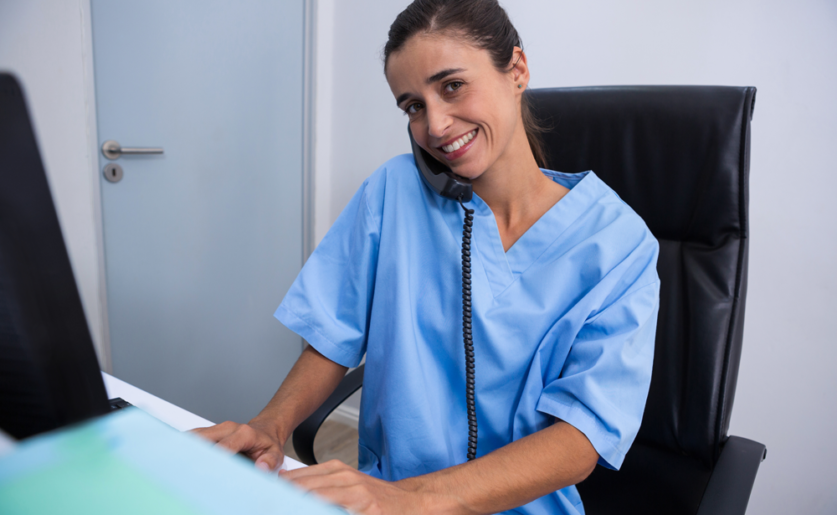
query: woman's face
[{"left": 386, "top": 33, "right": 527, "bottom": 181}]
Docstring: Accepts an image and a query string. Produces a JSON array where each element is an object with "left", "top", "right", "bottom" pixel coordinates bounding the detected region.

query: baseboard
[{"left": 329, "top": 405, "right": 359, "bottom": 427}]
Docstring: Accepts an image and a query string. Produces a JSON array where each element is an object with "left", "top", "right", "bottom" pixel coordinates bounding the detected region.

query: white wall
[
  {"left": 314, "top": 0, "right": 837, "bottom": 513},
  {"left": 312, "top": 0, "right": 412, "bottom": 245},
  {"left": 0, "top": 0, "right": 108, "bottom": 367}
]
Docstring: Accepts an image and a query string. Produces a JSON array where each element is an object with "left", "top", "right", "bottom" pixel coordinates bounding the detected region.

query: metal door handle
[{"left": 102, "top": 140, "right": 164, "bottom": 160}]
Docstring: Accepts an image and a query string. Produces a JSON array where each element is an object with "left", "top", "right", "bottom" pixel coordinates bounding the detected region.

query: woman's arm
[
  {"left": 404, "top": 420, "right": 598, "bottom": 513},
  {"left": 282, "top": 419, "right": 599, "bottom": 515},
  {"left": 251, "top": 345, "right": 349, "bottom": 445},
  {"left": 193, "top": 345, "right": 347, "bottom": 470}
]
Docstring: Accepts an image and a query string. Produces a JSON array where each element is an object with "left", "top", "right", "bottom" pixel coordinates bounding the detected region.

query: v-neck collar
[{"left": 436, "top": 170, "right": 598, "bottom": 299}]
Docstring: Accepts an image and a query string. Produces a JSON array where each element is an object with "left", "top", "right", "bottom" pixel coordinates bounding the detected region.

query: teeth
[{"left": 442, "top": 130, "right": 476, "bottom": 153}]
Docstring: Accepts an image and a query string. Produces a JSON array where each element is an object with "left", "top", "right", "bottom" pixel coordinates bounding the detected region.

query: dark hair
[{"left": 384, "top": 0, "right": 547, "bottom": 168}]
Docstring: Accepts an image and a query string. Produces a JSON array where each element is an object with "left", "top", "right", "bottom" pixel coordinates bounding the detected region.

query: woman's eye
[
  {"left": 406, "top": 102, "right": 424, "bottom": 115},
  {"left": 445, "top": 81, "right": 464, "bottom": 93}
]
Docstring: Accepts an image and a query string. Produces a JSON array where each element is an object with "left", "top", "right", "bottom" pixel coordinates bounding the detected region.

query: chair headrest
[{"left": 528, "top": 86, "right": 756, "bottom": 246}]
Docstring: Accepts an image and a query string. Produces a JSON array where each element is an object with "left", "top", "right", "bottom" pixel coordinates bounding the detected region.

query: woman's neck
[{"left": 471, "top": 122, "right": 568, "bottom": 252}]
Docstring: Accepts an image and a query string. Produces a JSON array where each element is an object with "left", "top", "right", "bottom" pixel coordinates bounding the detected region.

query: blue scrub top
[{"left": 275, "top": 154, "right": 660, "bottom": 515}]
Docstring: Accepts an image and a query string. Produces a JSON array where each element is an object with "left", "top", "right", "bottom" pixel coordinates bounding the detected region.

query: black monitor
[{"left": 0, "top": 72, "right": 109, "bottom": 439}]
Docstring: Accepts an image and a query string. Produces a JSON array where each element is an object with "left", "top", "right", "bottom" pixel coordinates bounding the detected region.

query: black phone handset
[{"left": 409, "top": 125, "right": 478, "bottom": 462}]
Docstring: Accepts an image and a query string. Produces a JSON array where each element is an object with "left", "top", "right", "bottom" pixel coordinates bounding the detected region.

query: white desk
[{"left": 103, "top": 372, "right": 305, "bottom": 471}]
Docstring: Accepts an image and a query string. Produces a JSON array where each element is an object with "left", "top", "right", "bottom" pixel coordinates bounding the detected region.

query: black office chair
[{"left": 293, "top": 86, "right": 765, "bottom": 515}]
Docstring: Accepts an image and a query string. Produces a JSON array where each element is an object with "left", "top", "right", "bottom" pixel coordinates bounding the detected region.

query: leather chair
[{"left": 293, "top": 86, "right": 765, "bottom": 515}]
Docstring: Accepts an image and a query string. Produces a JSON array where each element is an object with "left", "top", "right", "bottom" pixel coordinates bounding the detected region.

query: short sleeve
[
  {"left": 274, "top": 177, "right": 382, "bottom": 368},
  {"left": 536, "top": 280, "right": 659, "bottom": 470}
]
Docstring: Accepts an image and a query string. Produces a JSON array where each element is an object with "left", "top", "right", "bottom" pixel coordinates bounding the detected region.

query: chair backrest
[{"left": 528, "top": 86, "right": 755, "bottom": 468}]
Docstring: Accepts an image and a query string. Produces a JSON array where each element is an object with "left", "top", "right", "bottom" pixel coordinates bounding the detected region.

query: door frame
[{"left": 80, "top": 0, "right": 111, "bottom": 372}]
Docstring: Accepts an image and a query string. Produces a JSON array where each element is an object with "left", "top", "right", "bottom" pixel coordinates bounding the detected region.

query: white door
[{"left": 92, "top": 0, "right": 306, "bottom": 423}]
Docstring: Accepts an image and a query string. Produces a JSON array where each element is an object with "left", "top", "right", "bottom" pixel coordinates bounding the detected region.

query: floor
[{"left": 283, "top": 419, "right": 359, "bottom": 469}]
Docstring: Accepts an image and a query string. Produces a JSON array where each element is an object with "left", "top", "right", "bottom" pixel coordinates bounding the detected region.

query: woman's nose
[{"left": 425, "top": 105, "right": 452, "bottom": 140}]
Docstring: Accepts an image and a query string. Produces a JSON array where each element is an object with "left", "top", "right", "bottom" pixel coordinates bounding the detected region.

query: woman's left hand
[{"left": 280, "top": 460, "right": 427, "bottom": 515}]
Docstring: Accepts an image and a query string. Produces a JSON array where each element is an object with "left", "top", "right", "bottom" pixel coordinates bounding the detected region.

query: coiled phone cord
[{"left": 458, "top": 196, "right": 478, "bottom": 461}]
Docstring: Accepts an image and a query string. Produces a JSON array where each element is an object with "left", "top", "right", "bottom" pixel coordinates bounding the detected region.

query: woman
[{"left": 197, "top": 1, "right": 660, "bottom": 513}]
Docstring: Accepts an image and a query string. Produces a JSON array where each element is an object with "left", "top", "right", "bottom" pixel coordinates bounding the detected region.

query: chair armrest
[
  {"left": 696, "top": 436, "right": 766, "bottom": 515},
  {"left": 292, "top": 364, "right": 364, "bottom": 465}
]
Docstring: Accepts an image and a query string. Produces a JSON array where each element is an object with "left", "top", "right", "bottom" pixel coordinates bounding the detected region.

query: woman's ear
[{"left": 510, "top": 47, "right": 530, "bottom": 92}]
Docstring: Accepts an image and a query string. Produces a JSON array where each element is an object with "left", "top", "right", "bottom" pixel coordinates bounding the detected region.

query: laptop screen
[{"left": 0, "top": 72, "right": 109, "bottom": 439}]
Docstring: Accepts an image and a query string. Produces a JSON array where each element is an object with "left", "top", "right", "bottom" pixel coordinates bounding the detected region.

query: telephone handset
[
  {"left": 408, "top": 125, "right": 472, "bottom": 202},
  {"left": 408, "top": 124, "right": 478, "bottom": 462}
]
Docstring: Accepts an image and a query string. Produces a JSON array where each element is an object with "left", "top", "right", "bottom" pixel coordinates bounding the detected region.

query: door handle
[{"left": 101, "top": 140, "right": 164, "bottom": 160}]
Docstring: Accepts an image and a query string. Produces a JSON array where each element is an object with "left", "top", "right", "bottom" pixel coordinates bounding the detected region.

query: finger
[
  {"left": 288, "top": 468, "right": 360, "bottom": 492},
  {"left": 190, "top": 421, "right": 239, "bottom": 443},
  {"left": 254, "top": 449, "right": 285, "bottom": 472},
  {"left": 307, "top": 485, "right": 374, "bottom": 514},
  {"left": 216, "top": 424, "right": 261, "bottom": 454},
  {"left": 282, "top": 459, "right": 347, "bottom": 481}
]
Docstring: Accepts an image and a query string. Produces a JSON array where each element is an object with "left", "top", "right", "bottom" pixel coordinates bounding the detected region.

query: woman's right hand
[
  {"left": 189, "top": 346, "right": 348, "bottom": 473},
  {"left": 192, "top": 419, "right": 286, "bottom": 472}
]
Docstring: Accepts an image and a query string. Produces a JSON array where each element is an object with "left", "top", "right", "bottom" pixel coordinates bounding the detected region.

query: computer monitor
[{"left": 0, "top": 72, "right": 109, "bottom": 439}]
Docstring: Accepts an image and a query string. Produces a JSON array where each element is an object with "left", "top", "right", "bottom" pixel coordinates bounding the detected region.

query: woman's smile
[{"left": 438, "top": 128, "right": 478, "bottom": 161}]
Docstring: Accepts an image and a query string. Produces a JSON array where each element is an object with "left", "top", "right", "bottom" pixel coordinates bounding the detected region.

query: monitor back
[{"left": 0, "top": 72, "right": 109, "bottom": 439}]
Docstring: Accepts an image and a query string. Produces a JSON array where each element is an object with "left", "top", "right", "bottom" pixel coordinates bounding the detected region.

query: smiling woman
[
  {"left": 385, "top": 0, "right": 548, "bottom": 170},
  {"left": 383, "top": 4, "right": 567, "bottom": 252},
  {"left": 195, "top": 2, "right": 660, "bottom": 515}
]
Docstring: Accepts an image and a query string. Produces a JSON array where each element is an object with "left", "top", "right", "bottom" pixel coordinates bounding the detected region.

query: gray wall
[
  {"left": 0, "top": 0, "right": 107, "bottom": 365},
  {"left": 314, "top": 0, "right": 837, "bottom": 513}
]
